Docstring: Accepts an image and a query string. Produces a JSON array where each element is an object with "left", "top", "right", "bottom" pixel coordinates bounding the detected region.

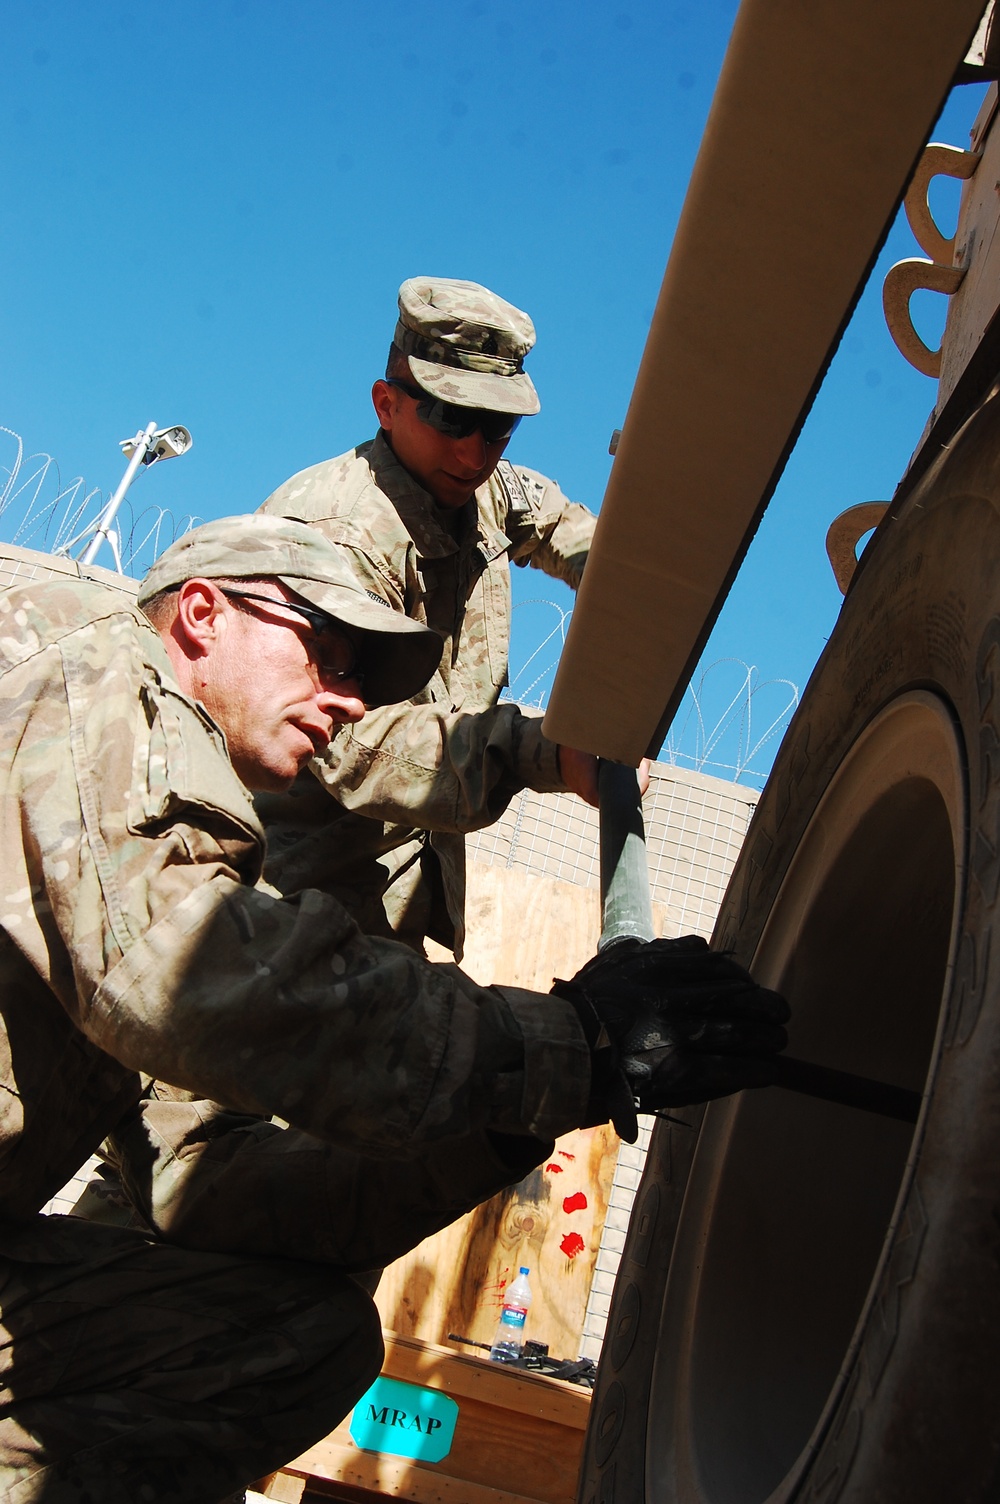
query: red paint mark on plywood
[
  {"left": 560, "top": 1232, "right": 586, "bottom": 1259},
  {"left": 562, "top": 1191, "right": 588, "bottom": 1215}
]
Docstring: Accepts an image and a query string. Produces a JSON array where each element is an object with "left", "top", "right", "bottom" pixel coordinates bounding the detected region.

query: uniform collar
[{"left": 368, "top": 430, "right": 479, "bottom": 560}]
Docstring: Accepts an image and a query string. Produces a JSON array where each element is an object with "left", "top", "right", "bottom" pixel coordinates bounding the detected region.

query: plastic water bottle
[{"left": 489, "top": 1267, "right": 533, "bottom": 1363}]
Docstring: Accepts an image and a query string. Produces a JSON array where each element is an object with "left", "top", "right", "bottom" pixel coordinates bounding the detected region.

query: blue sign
[{"left": 349, "top": 1375, "right": 459, "bottom": 1463}]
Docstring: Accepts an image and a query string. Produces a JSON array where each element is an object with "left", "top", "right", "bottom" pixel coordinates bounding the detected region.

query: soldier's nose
[
  {"left": 451, "top": 430, "right": 488, "bottom": 470},
  {"left": 320, "top": 684, "right": 366, "bottom": 723}
]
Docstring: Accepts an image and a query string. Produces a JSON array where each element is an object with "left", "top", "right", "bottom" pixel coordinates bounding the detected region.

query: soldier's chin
[
  {"left": 433, "top": 475, "right": 479, "bottom": 508},
  {"left": 236, "top": 755, "right": 303, "bottom": 794}
]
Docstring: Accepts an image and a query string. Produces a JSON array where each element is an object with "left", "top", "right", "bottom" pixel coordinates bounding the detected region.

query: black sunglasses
[
  {"left": 219, "top": 589, "right": 363, "bottom": 686},
  {"left": 385, "top": 378, "right": 522, "bottom": 445}
]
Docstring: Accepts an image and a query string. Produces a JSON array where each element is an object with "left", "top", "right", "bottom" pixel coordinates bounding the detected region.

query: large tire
[{"left": 579, "top": 390, "right": 1000, "bottom": 1503}]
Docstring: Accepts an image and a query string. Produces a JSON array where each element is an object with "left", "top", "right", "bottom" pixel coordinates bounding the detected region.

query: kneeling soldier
[{"left": 0, "top": 515, "right": 787, "bottom": 1502}]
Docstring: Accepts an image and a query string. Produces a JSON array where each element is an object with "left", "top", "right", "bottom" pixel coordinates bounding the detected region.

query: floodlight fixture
[
  {"left": 62, "top": 420, "right": 194, "bottom": 569},
  {"left": 122, "top": 424, "right": 193, "bottom": 466}
]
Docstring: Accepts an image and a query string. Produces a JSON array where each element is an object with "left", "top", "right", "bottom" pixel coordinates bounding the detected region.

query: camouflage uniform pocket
[
  {"left": 476, "top": 543, "right": 512, "bottom": 694},
  {"left": 127, "top": 675, "right": 260, "bottom": 842}
]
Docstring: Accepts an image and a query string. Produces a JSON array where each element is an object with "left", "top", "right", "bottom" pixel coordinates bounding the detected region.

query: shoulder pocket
[{"left": 128, "top": 674, "right": 262, "bottom": 844}]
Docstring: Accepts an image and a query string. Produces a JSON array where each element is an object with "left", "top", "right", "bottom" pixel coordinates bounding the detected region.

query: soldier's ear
[
  {"left": 371, "top": 379, "right": 397, "bottom": 432},
  {"left": 174, "top": 579, "right": 228, "bottom": 658}
]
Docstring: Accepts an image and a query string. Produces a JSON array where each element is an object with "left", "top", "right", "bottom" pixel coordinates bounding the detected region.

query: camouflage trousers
[
  {"left": 0, "top": 1106, "right": 546, "bottom": 1503},
  {"left": 0, "top": 1216, "right": 383, "bottom": 1504}
]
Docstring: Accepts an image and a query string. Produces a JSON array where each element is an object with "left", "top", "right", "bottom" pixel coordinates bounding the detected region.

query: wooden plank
[
  {"left": 279, "top": 1363, "right": 585, "bottom": 1503},
  {"left": 281, "top": 1446, "right": 544, "bottom": 1504},
  {"left": 374, "top": 1124, "right": 619, "bottom": 1361},
  {"left": 542, "top": 0, "right": 986, "bottom": 765},
  {"left": 450, "top": 864, "right": 603, "bottom": 990},
  {"left": 376, "top": 1335, "right": 590, "bottom": 1428},
  {"left": 435, "top": 862, "right": 671, "bottom": 989},
  {"left": 285, "top": 1410, "right": 575, "bottom": 1504},
  {"left": 268, "top": 1336, "right": 589, "bottom": 1504},
  {"left": 257, "top": 1475, "right": 305, "bottom": 1502}
]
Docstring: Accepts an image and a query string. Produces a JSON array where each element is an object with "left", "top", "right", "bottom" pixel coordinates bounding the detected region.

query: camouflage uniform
[
  {"left": 0, "top": 573, "right": 590, "bottom": 1501},
  {"left": 259, "top": 434, "right": 596, "bottom": 953}
]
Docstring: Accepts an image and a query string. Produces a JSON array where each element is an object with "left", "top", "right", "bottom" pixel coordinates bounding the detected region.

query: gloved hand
[{"left": 552, "top": 935, "right": 789, "bottom": 1142}]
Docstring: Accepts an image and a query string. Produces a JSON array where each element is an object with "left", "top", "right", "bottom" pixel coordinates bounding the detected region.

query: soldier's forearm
[
  {"left": 110, "top": 1096, "right": 550, "bottom": 1269},
  {"left": 313, "top": 701, "right": 565, "bottom": 833},
  {"left": 89, "top": 876, "right": 591, "bottom": 1158}
]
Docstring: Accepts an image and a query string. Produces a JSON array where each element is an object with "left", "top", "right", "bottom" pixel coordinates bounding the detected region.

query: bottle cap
[{"left": 519, "top": 1266, "right": 530, "bottom": 1275}]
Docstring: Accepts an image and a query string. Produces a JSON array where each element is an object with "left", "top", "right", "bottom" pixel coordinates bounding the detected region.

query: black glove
[{"left": 552, "top": 935, "right": 789, "bottom": 1142}]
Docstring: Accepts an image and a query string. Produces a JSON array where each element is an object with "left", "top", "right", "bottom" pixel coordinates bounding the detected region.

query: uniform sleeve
[
  {"left": 294, "top": 530, "right": 570, "bottom": 830},
  {"left": 92, "top": 887, "right": 590, "bottom": 1157},
  {"left": 313, "top": 696, "right": 565, "bottom": 833},
  {"left": 506, "top": 465, "right": 597, "bottom": 591},
  {"left": 297, "top": 537, "right": 569, "bottom": 832},
  {"left": 6, "top": 626, "right": 590, "bottom": 1159},
  {"left": 108, "top": 1095, "right": 553, "bottom": 1269}
]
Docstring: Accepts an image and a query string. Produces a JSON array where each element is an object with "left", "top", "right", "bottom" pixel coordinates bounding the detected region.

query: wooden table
[{"left": 258, "top": 1332, "right": 592, "bottom": 1504}]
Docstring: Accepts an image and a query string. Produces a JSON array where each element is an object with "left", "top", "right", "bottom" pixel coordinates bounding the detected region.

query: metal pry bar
[
  {"left": 762, "top": 1055, "right": 921, "bottom": 1123},
  {"left": 595, "top": 761, "right": 922, "bottom": 1125}
]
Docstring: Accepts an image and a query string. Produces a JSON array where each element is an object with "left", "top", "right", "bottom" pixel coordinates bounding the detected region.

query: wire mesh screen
[
  {"left": 467, "top": 761, "right": 759, "bottom": 939},
  {"left": 644, "top": 768, "right": 759, "bottom": 936}
]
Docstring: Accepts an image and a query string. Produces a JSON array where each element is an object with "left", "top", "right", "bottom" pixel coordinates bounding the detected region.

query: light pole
[{"left": 57, "top": 422, "right": 193, "bottom": 571}]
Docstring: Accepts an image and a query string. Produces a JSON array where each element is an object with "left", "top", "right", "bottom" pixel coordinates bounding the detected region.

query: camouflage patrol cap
[
  {"left": 394, "top": 276, "right": 541, "bottom": 416},
  {"left": 138, "top": 514, "right": 442, "bottom": 707}
]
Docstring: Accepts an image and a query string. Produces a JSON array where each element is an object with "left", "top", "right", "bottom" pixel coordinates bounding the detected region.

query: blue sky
[{"left": 1, "top": 2, "right": 986, "bottom": 783}]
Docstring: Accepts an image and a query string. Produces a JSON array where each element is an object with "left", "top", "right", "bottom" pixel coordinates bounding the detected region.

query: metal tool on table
[
  {"left": 596, "top": 760, "right": 921, "bottom": 1126},
  {"left": 447, "top": 1335, "right": 597, "bottom": 1388}
]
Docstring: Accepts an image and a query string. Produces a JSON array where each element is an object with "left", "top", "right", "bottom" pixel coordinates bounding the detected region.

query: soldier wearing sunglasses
[{"left": 259, "top": 276, "right": 606, "bottom": 958}]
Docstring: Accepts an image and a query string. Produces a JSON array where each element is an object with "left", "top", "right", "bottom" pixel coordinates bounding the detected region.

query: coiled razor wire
[
  {"left": 503, "top": 602, "right": 798, "bottom": 788},
  {"left": 1, "top": 427, "right": 797, "bottom": 785},
  {"left": 0, "top": 426, "right": 200, "bottom": 578}
]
